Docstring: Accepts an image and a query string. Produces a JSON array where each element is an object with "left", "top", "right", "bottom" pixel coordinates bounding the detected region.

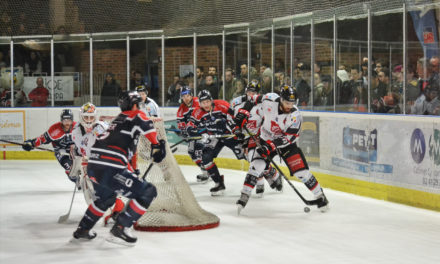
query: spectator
[
  {"left": 239, "top": 63, "right": 248, "bottom": 84},
  {"left": 28, "top": 77, "right": 49, "bottom": 107},
  {"left": 231, "top": 79, "right": 246, "bottom": 99},
  {"left": 430, "top": 56, "right": 439, "bottom": 74},
  {"left": 219, "top": 68, "right": 236, "bottom": 101},
  {"left": 196, "top": 66, "right": 205, "bottom": 88},
  {"left": 314, "top": 75, "right": 333, "bottom": 107},
  {"left": 274, "top": 71, "right": 286, "bottom": 88},
  {"left": 410, "top": 82, "right": 440, "bottom": 115},
  {"left": 167, "top": 75, "right": 181, "bottom": 106},
  {"left": 0, "top": 87, "right": 27, "bottom": 107},
  {"left": 24, "top": 51, "right": 42, "bottom": 75},
  {"left": 405, "top": 65, "right": 419, "bottom": 104},
  {"left": 275, "top": 58, "right": 285, "bottom": 73},
  {"left": 336, "top": 69, "right": 351, "bottom": 105},
  {"left": 17, "top": 23, "right": 27, "bottom": 35},
  {"left": 200, "top": 75, "right": 218, "bottom": 99},
  {"left": 261, "top": 67, "right": 272, "bottom": 94},
  {"left": 372, "top": 71, "right": 388, "bottom": 101},
  {"left": 391, "top": 65, "right": 403, "bottom": 95},
  {"left": 294, "top": 63, "right": 311, "bottom": 106},
  {"left": 372, "top": 93, "right": 401, "bottom": 114},
  {"left": 130, "top": 70, "right": 145, "bottom": 90},
  {"left": 100, "top": 73, "right": 122, "bottom": 106}
]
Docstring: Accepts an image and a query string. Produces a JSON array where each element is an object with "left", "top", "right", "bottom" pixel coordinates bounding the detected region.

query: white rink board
[{"left": 3, "top": 107, "right": 440, "bottom": 195}]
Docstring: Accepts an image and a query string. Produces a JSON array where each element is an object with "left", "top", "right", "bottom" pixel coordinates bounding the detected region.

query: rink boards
[{"left": 1, "top": 107, "right": 439, "bottom": 211}]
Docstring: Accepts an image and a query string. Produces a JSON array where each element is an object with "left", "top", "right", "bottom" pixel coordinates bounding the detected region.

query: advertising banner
[{"left": 0, "top": 110, "right": 26, "bottom": 144}]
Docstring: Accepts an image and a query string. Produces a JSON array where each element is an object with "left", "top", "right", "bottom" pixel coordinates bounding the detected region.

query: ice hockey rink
[{"left": 0, "top": 160, "right": 439, "bottom": 264}]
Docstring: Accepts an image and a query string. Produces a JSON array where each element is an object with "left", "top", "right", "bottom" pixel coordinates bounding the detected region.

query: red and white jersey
[
  {"left": 176, "top": 97, "right": 200, "bottom": 132},
  {"left": 187, "top": 99, "right": 233, "bottom": 135},
  {"left": 256, "top": 93, "right": 302, "bottom": 147},
  {"left": 71, "top": 121, "right": 108, "bottom": 158},
  {"left": 230, "top": 95, "right": 263, "bottom": 136},
  {"left": 34, "top": 121, "right": 77, "bottom": 151}
]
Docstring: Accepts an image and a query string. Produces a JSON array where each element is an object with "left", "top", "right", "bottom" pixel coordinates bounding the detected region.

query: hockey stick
[
  {"left": 243, "top": 126, "right": 320, "bottom": 206},
  {"left": 0, "top": 139, "right": 55, "bottom": 152},
  {"left": 58, "top": 184, "right": 77, "bottom": 223},
  {"left": 141, "top": 163, "right": 154, "bottom": 180}
]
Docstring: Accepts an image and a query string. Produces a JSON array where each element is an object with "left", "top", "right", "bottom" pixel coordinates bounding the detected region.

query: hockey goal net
[{"left": 101, "top": 116, "right": 219, "bottom": 231}]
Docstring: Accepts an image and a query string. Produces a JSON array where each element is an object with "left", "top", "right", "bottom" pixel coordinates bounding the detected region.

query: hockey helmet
[
  {"left": 60, "top": 109, "right": 73, "bottom": 121},
  {"left": 80, "top": 102, "right": 97, "bottom": 131},
  {"left": 135, "top": 85, "right": 148, "bottom": 94},
  {"left": 280, "top": 85, "right": 297, "bottom": 103},
  {"left": 245, "top": 80, "right": 261, "bottom": 93},
  {"left": 180, "top": 85, "right": 192, "bottom": 97},
  {"left": 118, "top": 90, "right": 141, "bottom": 111},
  {"left": 198, "top": 90, "right": 212, "bottom": 102}
]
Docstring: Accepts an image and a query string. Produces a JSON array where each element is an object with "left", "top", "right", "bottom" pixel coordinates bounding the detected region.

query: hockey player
[
  {"left": 22, "top": 109, "right": 77, "bottom": 181},
  {"left": 176, "top": 86, "right": 209, "bottom": 182},
  {"left": 72, "top": 91, "right": 166, "bottom": 245},
  {"left": 136, "top": 85, "right": 161, "bottom": 117},
  {"left": 230, "top": 80, "right": 282, "bottom": 198},
  {"left": 187, "top": 90, "right": 245, "bottom": 196},
  {"left": 69, "top": 102, "right": 126, "bottom": 222},
  {"left": 234, "top": 85, "right": 329, "bottom": 213}
]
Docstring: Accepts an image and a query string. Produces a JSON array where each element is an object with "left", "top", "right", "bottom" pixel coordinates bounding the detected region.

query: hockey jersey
[
  {"left": 88, "top": 110, "right": 158, "bottom": 169},
  {"left": 230, "top": 95, "right": 263, "bottom": 136},
  {"left": 33, "top": 121, "right": 77, "bottom": 151},
  {"left": 176, "top": 97, "right": 200, "bottom": 132},
  {"left": 187, "top": 99, "right": 234, "bottom": 135},
  {"left": 72, "top": 121, "right": 109, "bottom": 158},
  {"left": 256, "top": 93, "right": 302, "bottom": 148},
  {"left": 140, "top": 97, "right": 161, "bottom": 117}
]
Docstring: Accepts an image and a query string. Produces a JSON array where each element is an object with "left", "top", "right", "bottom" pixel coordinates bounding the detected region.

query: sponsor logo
[
  {"left": 342, "top": 127, "right": 377, "bottom": 163},
  {"left": 270, "top": 120, "right": 283, "bottom": 135},
  {"left": 429, "top": 129, "right": 440, "bottom": 166},
  {"left": 410, "top": 128, "right": 426, "bottom": 164},
  {"left": 333, "top": 127, "right": 392, "bottom": 174}
]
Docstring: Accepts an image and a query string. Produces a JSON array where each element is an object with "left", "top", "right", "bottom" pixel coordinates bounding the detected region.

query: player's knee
[
  {"left": 137, "top": 183, "right": 157, "bottom": 209},
  {"left": 94, "top": 195, "right": 116, "bottom": 212}
]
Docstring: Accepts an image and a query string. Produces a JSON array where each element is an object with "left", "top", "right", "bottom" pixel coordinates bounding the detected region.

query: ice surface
[{"left": 0, "top": 160, "right": 439, "bottom": 264}]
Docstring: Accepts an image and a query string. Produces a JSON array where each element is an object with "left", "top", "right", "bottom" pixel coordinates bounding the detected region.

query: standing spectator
[
  {"left": 314, "top": 75, "right": 333, "bottom": 107},
  {"left": 196, "top": 66, "right": 205, "bottom": 88},
  {"left": 24, "top": 51, "right": 42, "bottom": 75},
  {"left": 231, "top": 79, "right": 246, "bottom": 99},
  {"left": 208, "top": 66, "right": 218, "bottom": 84},
  {"left": 167, "top": 75, "right": 181, "bottom": 106},
  {"left": 100, "top": 73, "right": 122, "bottom": 106},
  {"left": 28, "top": 77, "right": 49, "bottom": 107},
  {"left": 200, "top": 75, "right": 218, "bottom": 99},
  {"left": 219, "top": 68, "right": 236, "bottom": 101}
]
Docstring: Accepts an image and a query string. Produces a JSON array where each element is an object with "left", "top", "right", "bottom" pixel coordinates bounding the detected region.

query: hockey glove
[
  {"left": 256, "top": 140, "right": 276, "bottom": 158},
  {"left": 22, "top": 139, "right": 35, "bottom": 151},
  {"left": 233, "top": 129, "right": 245, "bottom": 140},
  {"left": 151, "top": 139, "right": 166, "bottom": 163},
  {"left": 233, "top": 109, "right": 250, "bottom": 129},
  {"left": 186, "top": 127, "right": 199, "bottom": 137}
]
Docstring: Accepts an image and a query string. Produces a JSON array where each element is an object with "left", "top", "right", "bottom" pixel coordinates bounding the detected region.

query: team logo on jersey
[{"left": 270, "top": 120, "right": 283, "bottom": 135}]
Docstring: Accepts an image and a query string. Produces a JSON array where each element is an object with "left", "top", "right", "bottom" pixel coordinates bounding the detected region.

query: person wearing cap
[{"left": 135, "top": 85, "right": 161, "bottom": 117}]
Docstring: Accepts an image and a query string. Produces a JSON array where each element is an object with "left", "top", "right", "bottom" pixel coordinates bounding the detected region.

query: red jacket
[{"left": 28, "top": 87, "right": 49, "bottom": 107}]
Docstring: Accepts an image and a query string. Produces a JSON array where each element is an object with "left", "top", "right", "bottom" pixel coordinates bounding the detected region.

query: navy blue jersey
[
  {"left": 187, "top": 99, "right": 234, "bottom": 135},
  {"left": 88, "top": 110, "right": 158, "bottom": 169},
  {"left": 33, "top": 121, "right": 77, "bottom": 151}
]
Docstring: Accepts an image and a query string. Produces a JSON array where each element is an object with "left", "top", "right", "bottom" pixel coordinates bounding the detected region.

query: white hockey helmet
[{"left": 79, "top": 102, "right": 97, "bottom": 131}]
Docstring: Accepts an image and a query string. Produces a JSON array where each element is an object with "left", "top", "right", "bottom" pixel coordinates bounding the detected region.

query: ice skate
[
  {"left": 270, "top": 176, "right": 283, "bottom": 192},
  {"left": 316, "top": 191, "right": 329, "bottom": 212},
  {"left": 196, "top": 174, "right": 210, "bottom": 183},
  {"left": 236, "top": 193, "right": 250, "bottom": 215},
  {"left": 210, "top": 176, "right": 225, "bottom": 196},
  {"left": 255, "top": 184, "right": 264, "bottom": 198},
  {"left": 106, "top": 224, "right": 137, "bottom": 246},
  {"left": 72, "top": 227, "right": 97, "bottom": 241}
]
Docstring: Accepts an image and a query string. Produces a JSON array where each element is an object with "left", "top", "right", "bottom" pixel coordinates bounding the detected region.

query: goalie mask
[{"left": 80, "top": 102, "right": 97, "bottom": 132}]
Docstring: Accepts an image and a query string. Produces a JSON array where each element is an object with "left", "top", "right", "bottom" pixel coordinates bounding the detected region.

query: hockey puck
[{"left": 304, "top": 207, "right": 310, "bottom": 213}]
